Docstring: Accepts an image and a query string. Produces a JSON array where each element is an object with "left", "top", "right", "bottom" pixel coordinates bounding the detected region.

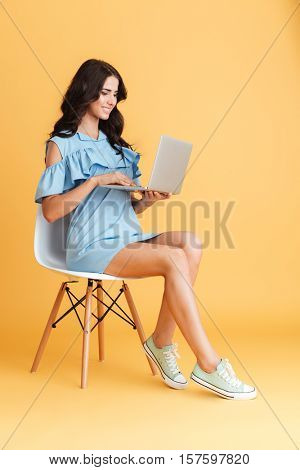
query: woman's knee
[
  {"left": 162, "top": 246, "right": 190, "bottom": 275},
  {"left": 183, "top": 231, "right": 203, "bottom": 263}
]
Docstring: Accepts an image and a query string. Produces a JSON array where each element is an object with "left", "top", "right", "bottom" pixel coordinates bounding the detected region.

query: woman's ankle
[
  {"left": 197, "top": 356, "right": 221, "bottom": 373},
  {"left": 152, "top": 332, "right": 173, "bottom": 349}
]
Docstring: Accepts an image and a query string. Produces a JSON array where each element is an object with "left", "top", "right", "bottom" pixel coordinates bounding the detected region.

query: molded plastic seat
[{"left": 34, "top": 204, "right": 141, "bottom": 280}]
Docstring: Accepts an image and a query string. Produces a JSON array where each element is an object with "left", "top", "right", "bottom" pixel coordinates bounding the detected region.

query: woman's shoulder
[{"left": 46, "top": 131, "right": 81, "bottom": 159}]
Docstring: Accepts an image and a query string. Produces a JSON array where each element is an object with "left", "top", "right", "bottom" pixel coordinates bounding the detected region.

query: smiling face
[{"left": 88, "top": 75, "right": 119, "bottom": 120}]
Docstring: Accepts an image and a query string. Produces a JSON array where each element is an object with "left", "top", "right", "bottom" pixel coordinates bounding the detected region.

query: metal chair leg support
[{"left": 81, "top": 279, "right": 93, "bottom": 389}]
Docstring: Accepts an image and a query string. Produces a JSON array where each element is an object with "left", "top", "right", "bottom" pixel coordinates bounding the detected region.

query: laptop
[{"left": 101, "top": 134, "right": 193, "bottom": 194}]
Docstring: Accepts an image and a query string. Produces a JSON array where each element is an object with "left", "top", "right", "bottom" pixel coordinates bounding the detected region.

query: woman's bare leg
[
  {"left": 141, "top": 231, "right": 203, "bottom": 349},
  {"left": 104, "top": 241, "right": 220, "bottom": 372}
]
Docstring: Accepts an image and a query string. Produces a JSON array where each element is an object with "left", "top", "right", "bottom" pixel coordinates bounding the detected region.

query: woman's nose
[{"left": 107, "top": 94, "right": 115, "bottom": 105}]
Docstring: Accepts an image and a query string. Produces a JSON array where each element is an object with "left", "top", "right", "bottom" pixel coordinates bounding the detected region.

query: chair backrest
[{"left": 34, "top": 205, "right": 71, "bottom": 270}]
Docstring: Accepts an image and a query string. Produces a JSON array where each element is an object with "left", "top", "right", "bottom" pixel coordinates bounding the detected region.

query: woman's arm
[
  {"left": 42, "top": 177, "right": 97, "bottom": 223},
  {"left": 132, "top": 199, "right": 148, "bottom": 214},
  {"left": 130, "top": 191, "right": 147, "bottom": 214}
]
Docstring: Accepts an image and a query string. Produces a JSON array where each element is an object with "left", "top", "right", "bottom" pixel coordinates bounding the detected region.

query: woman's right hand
[{"left": 93, "top": 172, "right": 136, "bottom": 187}]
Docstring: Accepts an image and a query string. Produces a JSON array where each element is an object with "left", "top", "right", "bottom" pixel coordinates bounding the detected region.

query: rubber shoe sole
[
  {"left": 191, "top": 372, "right": 257, "bottom": 400},
  {"left": 143, "top": 342, "right": 188, "bottom": 390}
]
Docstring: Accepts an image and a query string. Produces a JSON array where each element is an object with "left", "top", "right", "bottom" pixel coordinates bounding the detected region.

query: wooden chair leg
[
  {"left": 31, "top": 282, "right": 67, "bottom": 373},
  {"left": 81, "top": 279, "right": 93, "bottom": 389},
  {"left": 97, "top": 281, "right": 105, "bottom": 361},
  {"left": 122, "top": 281, "right": 158, "bottom": 376}
]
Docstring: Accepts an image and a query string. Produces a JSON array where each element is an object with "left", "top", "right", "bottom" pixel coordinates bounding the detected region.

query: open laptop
[{"left": 101, "top": 134, "right": 193, "bottom": 194}]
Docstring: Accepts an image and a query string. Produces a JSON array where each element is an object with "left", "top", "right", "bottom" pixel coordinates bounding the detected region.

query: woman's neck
[{"left": 77, "top": 116, "right": 99, "bottom": 139}]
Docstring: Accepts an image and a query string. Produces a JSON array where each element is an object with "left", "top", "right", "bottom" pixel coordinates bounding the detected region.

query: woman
[{"left": 35, "top": 59, "right": 256, "bottom": 400}]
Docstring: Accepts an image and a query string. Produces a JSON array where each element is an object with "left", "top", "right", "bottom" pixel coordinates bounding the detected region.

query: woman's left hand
[{"left": 139, "top": 190, "right": 172, "bottom": 206}]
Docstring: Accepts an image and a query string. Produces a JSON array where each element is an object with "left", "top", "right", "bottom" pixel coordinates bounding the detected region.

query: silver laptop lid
[{"left": 147, "top": 135, "right": 193, "bottom": 194}]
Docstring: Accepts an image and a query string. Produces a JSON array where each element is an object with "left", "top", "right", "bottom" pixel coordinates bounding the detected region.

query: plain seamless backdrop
[{"left": 0, "top": 0, "right": 299, "bottom": 451}]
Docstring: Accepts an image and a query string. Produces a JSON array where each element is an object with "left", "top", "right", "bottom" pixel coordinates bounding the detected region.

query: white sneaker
[
  {"left": 143, "top": 335, "right": 188, "bottom": 390},
  {"left": 191, "top": 358, "right": 257, "bottom": 400}
]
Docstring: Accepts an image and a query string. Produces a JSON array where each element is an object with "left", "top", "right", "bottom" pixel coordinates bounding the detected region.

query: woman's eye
[{"left": 102, "top": 92, "right": 118, "bottom": 98}]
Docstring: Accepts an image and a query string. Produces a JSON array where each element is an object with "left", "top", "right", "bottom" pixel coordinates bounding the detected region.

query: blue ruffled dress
[{"left": 34, "top": 129, "right": 161, "bottom": 273}]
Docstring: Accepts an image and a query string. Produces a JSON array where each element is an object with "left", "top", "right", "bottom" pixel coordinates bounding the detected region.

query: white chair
[{"left": 31, "top": 205, "right": 158, "bottom": 388}]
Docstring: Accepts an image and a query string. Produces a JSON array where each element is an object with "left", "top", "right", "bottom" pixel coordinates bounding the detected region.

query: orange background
[{"left": 0, "top": 0, "right": 299, "bottom": 450}]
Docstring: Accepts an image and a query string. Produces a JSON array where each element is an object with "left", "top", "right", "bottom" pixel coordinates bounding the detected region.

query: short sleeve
[
  {"left": 34, "top": 160, "right": 71, "bottom": 204},
  {"left": 35, "top": 136, "right": 73, "bottom": 204}
]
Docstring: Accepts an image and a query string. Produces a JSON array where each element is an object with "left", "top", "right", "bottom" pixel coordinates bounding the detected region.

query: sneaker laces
[
  {"left": 162, "top": 343, "right": 181, "bottom": 376},
  {"left": 218, "top": 358, "right": 242, "bottom": 388}
]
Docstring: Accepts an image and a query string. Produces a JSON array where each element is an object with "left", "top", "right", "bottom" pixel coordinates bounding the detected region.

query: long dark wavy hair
[{"left": 45, "top": 59, "right": 140, "bottom": 162}]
